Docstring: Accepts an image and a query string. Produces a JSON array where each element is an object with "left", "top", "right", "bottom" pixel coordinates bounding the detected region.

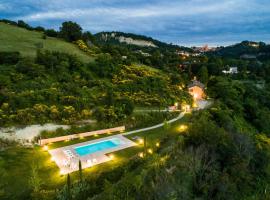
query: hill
[
  {"left": 95, "top": 31, "right": 191, "bottom": 51},
  {"left": 211, "top": 41, "right": 266, "bottom": 58},
  {"left": 0, "top": 22, "right": 94, "bottom": 63}
]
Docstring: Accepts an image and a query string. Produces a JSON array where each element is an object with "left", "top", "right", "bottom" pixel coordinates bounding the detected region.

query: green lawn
[
  {"left": 0, "top": 115, "right": 191, "bottom": 199},
  {"left": 0, "top": 22, "right": 94, "bottom": 63}
]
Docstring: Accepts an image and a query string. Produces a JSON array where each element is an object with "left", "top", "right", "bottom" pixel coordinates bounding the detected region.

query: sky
[{"left": 0, "top": 0, "right": 270, "bottom": 46}]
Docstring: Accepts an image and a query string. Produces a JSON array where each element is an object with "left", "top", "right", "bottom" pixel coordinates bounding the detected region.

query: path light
[
  {"left": 179, "top": 125, "right": 188, "bottom": 132},
  {"left": 139, "top": 152, "right": 144, "bottom": 158},
  {"left": 148, "top": 148, "right": 153, "bottom": 154},
  {"left": 138, "top": 139, "right": 144, "bottom": 144},
  {"left": 156, "top": 142, "right": 160, "bottom": 147},
  {"left": 43, "top": 145, "right": 48, "bottom": 151}
]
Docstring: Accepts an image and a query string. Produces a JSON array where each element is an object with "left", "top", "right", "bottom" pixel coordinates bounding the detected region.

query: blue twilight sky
[{"left": 0, "top": 0, "right": 270, "bottom": 46}]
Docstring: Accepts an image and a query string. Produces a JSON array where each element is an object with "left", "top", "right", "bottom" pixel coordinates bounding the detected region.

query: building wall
[
  {"left": 39, "top": 126, "right": 125, "bottom": 145},
  {"left": 188, "top": 86, "right": 205, "bottom": 100}
]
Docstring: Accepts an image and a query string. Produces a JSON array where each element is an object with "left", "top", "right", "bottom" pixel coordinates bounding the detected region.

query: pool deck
[{"left": 49, "top": 134, "right": 137, "bottom": 174}]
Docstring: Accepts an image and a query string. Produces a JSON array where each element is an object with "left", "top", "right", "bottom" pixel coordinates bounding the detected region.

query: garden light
[
  {"left": 138, "top": 139, "right": 144, "bottom": 144},
  {"left": 148, "top": 148, "right": 153, "bottom": 154},
  {"left": 43, "top": 145, "right": 48, "bottom": 151}
]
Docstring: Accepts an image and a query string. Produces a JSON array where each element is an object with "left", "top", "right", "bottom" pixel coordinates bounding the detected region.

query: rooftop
[{"left": 188, "top": 80, "right": 205, "bottom": 89}]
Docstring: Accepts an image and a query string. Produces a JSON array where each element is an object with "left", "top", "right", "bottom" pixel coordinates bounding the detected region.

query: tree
[
  {"left": 67, "top": 174, "right": 71, "bottom": 200},
  {"left": 144, "top": 136, "right": 147, "bottom": 157},
  {"left": 91, "top": 54, "right": 118, "bottom": 77},
  {"left": 17, "top": 20, "right": 32, "bottom": 30},
  {"left": 79, "top": 160, "right": 83, "bottom": 183},
  {"left": 198, "top": 66, "right": 209, "bottom": 84},
  {"left": 45, "top": 29, "right": 58, "bottom": 37},
  {"left": 82, "top": 31, "right": 95, "bottom": 44},
  {"left": 29, "top": 164, "right": 42, "bottom": 199},
  {"left": 59, "top": 21, "right": 82, "bottom": 42},
  {"left": 163, "top": 119, "right": 170, "bottom": 130},
  {"left": 0, "top": 158, "right": 7, "bottom": 198}
]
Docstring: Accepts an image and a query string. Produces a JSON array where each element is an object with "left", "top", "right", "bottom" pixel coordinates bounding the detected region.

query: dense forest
[{"left": 0, "top": 19, "right": 270, "bottom": 200}]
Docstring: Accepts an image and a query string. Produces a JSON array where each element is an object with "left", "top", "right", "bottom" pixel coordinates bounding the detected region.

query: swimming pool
[{"left": 74, "top": 138, "right": 123, "bottom": 156}]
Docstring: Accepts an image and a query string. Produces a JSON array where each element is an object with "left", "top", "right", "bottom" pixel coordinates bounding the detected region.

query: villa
[{"left": 188, "top": 79, "right": 205, "bottom": 100}]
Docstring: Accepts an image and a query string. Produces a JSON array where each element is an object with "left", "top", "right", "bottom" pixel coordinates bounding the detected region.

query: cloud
[
  {"left": 0, "top": 3, "right": 10, "bottom": 11},
  {"left": 1, "top": 0, "right": 270, "bottom": 46},
  {"left": 19, "top": 0, "right": 240, "bottom": 21}
]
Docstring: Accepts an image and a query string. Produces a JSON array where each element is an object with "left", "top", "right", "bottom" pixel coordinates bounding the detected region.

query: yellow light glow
[
  {"left": 51, "top": 157, "right": 55, "bottom": 162},
  {"left": 179, "top": 125, "right": 188, "bottom": 132},
  {"left": 174, "top": 102, "right": 178, "bottom": 107},
  {"left": 43, "top": 145, "right": 48, "bottom": 151},
  {"left": 156, "top": 142, "right": 160, "bottom": 147},
  {"left": 192, "top": 102, "right": 198, "bottom": 108},
  {"left": 138, "top": 139, "right": 144, "bottom": 144},
  {"left": 148, "top": 148, "right": 153, "bottom": 154},
  {"left": 109, "top": 154, "right": 114, "bottom": 159},
  {"left": 80, "top": 136, "right": 84, "bottom": 139},
  {"left": 94, "top": 134, "right": 98, "bottom": 137},
  {"left": 193, "top": 93, "right": 198, "bottom": 99},
  {"left": 60, "top": 170, "right": 65, "bottom": 175},
  {"left": 139, "top": 152, "right": 144, "bottom": 158}
]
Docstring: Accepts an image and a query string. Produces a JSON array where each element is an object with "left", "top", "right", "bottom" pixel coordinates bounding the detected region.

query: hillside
[
  {"left": 0, "top": 22, "right": 94, "bottom": 63},
  {"left": 210, "top": 41, "right": 268, "bottom": 59},
  {"left": 95, "top": 31, "right": 191, "bottom": 51}
]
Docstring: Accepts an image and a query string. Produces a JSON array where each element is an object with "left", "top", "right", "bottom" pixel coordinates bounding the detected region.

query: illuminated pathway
[
  {"left": 123, "top": 100, "right": 212, "bottom": 136},
  {"left": 123, "top": 112, "right": 185, "bottom": 136}
]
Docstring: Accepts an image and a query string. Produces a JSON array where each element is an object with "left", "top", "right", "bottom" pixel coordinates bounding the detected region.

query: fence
[{"left": 39, "top": 126, "right": 125, "bottom": 146}]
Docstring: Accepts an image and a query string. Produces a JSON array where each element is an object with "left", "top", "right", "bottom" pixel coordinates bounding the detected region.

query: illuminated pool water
[{"left": 74, "top": 138, "right": 122, "bottom": 156}]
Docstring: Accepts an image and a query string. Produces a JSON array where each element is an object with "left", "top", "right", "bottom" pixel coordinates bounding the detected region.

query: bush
[{"left": 0, "top": 51, "right": 20, "bottom": 65}]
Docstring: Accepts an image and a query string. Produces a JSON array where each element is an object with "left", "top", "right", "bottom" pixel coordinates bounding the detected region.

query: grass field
[
  {"left": 0, "top": 115, "right": 190, "bottom": 200},
  {"left": 0, "top": 22, "right": 94, "bottom": 63}
]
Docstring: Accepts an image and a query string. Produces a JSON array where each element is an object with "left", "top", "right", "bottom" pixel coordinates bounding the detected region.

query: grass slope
[
  {"left": 0, "top": 22, "right": 94, "bottom": 63},
  {"left": 0, "top": 114, "right": 189, "bottom": 200}
]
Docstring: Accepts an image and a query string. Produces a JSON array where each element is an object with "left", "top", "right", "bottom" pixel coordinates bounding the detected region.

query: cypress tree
[
  {"left": 79, "top": 160, "right": 83, "bottom": 182},
  {"left": 67, "top": 174, "right": 71, "bottom": 200}
]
